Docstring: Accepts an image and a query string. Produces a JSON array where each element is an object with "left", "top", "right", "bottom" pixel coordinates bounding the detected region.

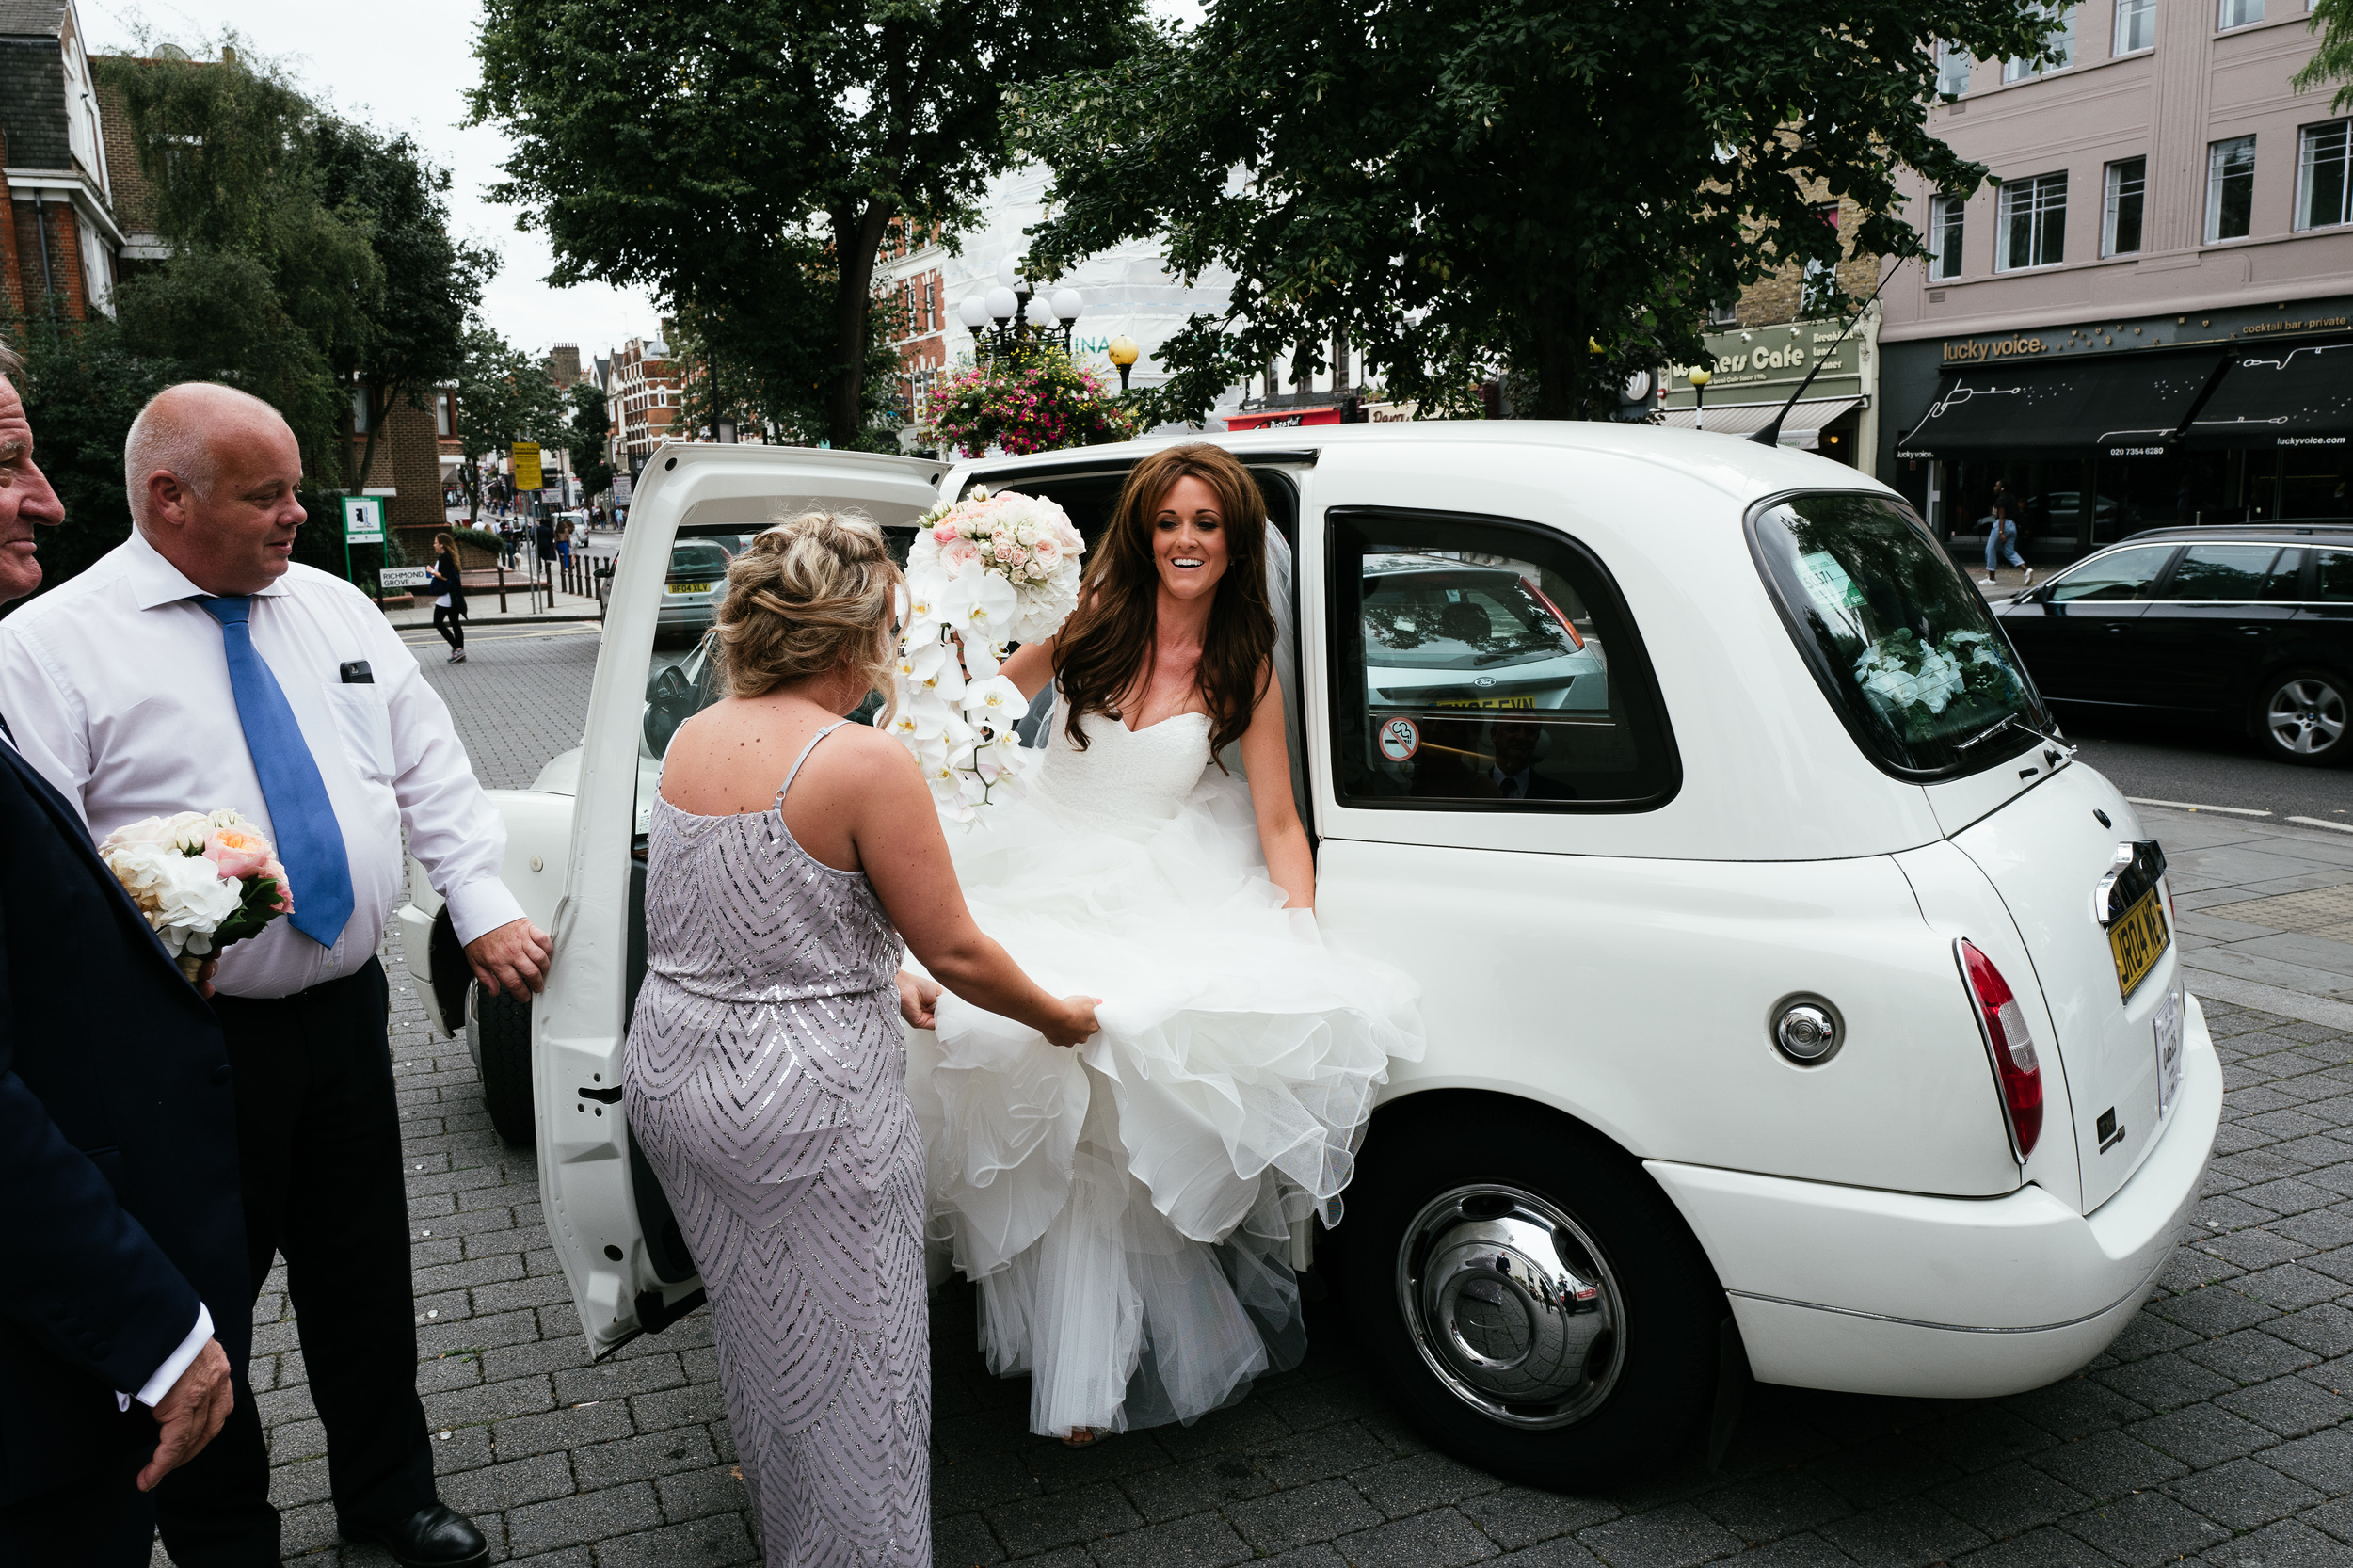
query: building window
[
  {"left": 1705, "top": 298, "right": 1737, "bottom": 327},
  {"left": 2114, "top": 0, "right": 2156, "bottom": 53},
  {"left": 2206, "top": 136, "right": 2256, "bottom": 241},
  {"left": 1997, "top": 172, "right": 2068, "bottom": 269},
  {"left": 350, "top": 385, "right": 372, "bottom": 433},
  {"left": 434, "top": 391, "right": 454, "bottom": 437},
  {"left": 1801, "top": 203, "right": 1844, "bottom": 313},
  {"left": 2297, "top": 120, "right": 2351, "bottom": 231},
  {"left": 1935, "top": 40, "right": 1973, "bottom": 97},
  {"left": 2103, "top": 157, "right": 2147, "bottom": 254},
  {"left": 2004, "top": 3, "right": 2077, "bottom": 80},
  {"left": 1929, "top": 193, "right": 1967, "bottom": 279},
  {"left": 2217, "top": 0, "right": 2263, "bottom": 27}
]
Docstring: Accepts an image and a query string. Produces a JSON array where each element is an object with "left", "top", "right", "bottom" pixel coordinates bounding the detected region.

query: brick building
[
  {"left": 1, "top": 1, "right": 123, "bottom": 328},
  {"left": 607, "top": 331, "right": 680, "bottom": 479},
  {"left": 879, "top": 220, "right": 950, "bottom": 430}
]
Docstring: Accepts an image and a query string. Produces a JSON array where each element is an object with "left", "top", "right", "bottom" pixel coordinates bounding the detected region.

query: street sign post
[{"left": 340, "top": 495, "right": 385, "bottom": 587}]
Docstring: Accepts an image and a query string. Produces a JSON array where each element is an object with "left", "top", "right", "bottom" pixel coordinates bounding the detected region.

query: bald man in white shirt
[{"left": 0, "top": 383, "right": 552, "bottom": 1568}]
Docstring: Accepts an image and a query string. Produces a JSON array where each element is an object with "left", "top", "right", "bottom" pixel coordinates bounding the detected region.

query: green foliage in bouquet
[{"left": 921, "top": 348, "right": 1141, "bottom": 458}]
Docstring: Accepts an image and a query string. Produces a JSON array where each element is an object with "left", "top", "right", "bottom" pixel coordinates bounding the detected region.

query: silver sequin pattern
[{"left": 624, "top": 726, "right": 925, "bottom": 1568}]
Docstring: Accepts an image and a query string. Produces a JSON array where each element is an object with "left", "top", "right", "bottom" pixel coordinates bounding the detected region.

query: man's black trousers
[{"left": 154, "top": 958, "right": 437, "bottom": 1565}]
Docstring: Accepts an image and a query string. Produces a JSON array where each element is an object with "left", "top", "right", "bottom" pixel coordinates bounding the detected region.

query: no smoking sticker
[{"left": 1378, "top": 717, "right": 1420, "bottom": 762}]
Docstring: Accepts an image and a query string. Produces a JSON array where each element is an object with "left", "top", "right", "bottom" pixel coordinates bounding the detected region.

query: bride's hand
[
  {"left": 897, "top": 972, "right": 942, "bottom": 1029},
  {"left": 1041, "top": 995, "right": 1102, "bottom": 1049}
]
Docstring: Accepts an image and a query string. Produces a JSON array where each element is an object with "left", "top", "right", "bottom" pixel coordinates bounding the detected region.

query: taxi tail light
[
  {"left": 1958, "top": 939, "right": 2042, "bottom": 1161},
  {"left": 1519, "top": 576, "right": 1584, "bottom": 649}
]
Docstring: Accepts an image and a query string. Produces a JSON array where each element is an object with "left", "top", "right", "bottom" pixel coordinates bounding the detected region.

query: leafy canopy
[
  {"left": 449, "top": 321, "right": 567, "bottom": 525},
  {"left": 468, "top": 0, "right": 1149, "bottom": 449},
  {"left": 2294, "top": 0, "right": 2353, "bottom": 112},
  {"left": 1016, "top": 0, "right": 2066, "bottom": 421}
]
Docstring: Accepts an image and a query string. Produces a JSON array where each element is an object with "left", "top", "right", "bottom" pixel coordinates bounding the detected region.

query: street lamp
[
  {"left": 1049, "top": 288, "right": 1084, "bottom": 351},
  {"left": 1108, "top": 335, "right": 1140, "bottom": 392},
  {"left": 1688, "top": 365, "right": 1712, "bottom": 432}
]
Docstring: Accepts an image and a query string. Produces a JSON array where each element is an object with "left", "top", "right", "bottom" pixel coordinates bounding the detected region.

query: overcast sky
[{"left": 80, "top": 0, "right": 664, "bottom": 362}]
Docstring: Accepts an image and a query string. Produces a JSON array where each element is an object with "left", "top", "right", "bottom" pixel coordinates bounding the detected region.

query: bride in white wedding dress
[{"left": 902, "top": 444, "right": 1426, "bottom": 1443}]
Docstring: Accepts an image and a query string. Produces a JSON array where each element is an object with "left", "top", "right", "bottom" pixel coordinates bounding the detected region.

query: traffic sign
[{"left": 511, "top": 442, "right": 543, "bottom": 491}]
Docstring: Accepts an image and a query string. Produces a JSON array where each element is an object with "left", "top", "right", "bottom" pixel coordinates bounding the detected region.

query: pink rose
[
  {"left": 204, "top": 828, "right": 275, "bottom": 881},
  {"left": 932, "top": 521, "right": 960, "bottom": 543},
  {"left": 260, "top": 856, "right": 294, "bottom": 913},
  {"left": 940, "top": 536, "right": 981, "bottom": 574}
]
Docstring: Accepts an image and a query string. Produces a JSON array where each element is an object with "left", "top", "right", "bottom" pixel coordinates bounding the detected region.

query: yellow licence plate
[
  {"left": 666, "top": 582, "right": 710, "bottom": 595},
  {"left": 2108, "top": 888, "right": 2170, "bottom": 1000}
]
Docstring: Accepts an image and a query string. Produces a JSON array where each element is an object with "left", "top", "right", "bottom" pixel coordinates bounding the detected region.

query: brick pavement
[{"left": 220, "top": 625, "right": 2353, "bottom": 1567}]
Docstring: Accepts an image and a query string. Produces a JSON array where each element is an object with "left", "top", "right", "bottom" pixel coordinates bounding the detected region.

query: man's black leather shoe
[{"left": 344, "top": 1503, "right": 489, "bottom": 1568}]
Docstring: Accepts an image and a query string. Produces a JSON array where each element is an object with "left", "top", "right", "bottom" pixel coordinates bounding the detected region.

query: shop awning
[
  {"left": 1895, "top": 350, "right": 2225, "bottom": 456},
  {"left": 1655, "top": 395, "right": 1862, "bottom": 449},
  {"left": 1225, "top": 406, "right": 1342, "bottom": 432},
  {"left": 2180, "top": 340, "right": 2353, "bottom": 449}
]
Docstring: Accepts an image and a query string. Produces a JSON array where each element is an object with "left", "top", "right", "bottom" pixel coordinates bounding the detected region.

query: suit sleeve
[{"left": 0, "top": 870, "right": 205, "bottom": 1396}]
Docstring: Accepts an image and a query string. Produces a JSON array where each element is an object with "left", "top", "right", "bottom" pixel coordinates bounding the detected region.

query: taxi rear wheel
[
  {"left": 1337, "top": 1096, "right": 1722, "bottom": 1487},
  {"left": 2255, "top": 668, "right": 2350, "bottom": 767},
  {"left": 470, "top": 982, "right": 536, "bottom": 1147}
]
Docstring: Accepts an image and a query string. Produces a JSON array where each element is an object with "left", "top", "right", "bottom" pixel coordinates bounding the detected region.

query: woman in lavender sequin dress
[{"left": 624, "top": 515, "right": 1098, "bottom": 1567}]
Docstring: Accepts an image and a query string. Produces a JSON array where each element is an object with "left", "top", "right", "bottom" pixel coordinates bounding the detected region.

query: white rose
[
  {"left": 148, "top": 849, "right": 243, "bottom": 933},
  {"left": 103, "top": 811, "right": 216, "bottom": 858}
]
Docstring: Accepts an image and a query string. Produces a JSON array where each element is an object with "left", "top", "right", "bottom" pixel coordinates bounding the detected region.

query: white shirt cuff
[
  {"left": 442, "top": 877, "right": 528, "bottom": 948},
  {"left": 120, "top": 1303, "right": 213, "bottom": 1413}
]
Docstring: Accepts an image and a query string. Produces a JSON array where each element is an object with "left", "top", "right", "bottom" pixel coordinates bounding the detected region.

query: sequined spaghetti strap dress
[{"left": 624, "top": 721, "right": 927, "bottom": 1567}]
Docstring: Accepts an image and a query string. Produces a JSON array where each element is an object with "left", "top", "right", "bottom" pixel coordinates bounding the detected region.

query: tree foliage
[
  {"left": 1016, "top": 0, "right": 2065, "bottom": 422},
  {"left": 450, "top": 322, "right": 567, "bottom": 525},
  {"left": 468, "top": 0, "right": 1150, "bottom": 449},
  {"left": 566, "top": 380, "right": 614, "bottom": 500},
  {"left": 2294, "top": 0, "right": 2353, "bottom": 112}
]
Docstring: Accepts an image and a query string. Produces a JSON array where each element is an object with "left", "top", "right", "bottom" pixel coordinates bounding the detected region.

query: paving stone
[
  {"left": 1928, "top": 1460, "right": 2089, "bottom": 1538},
  {"left": 2183, "top": 1327, "right": 2324, "bottom": 1384},
  {"left": 504, "top": 1481, "right": 664, "bottom": 1555},
  {"left": 1813, "top": 1496, "right": 1986, "bottom": 1568},
  {"left": 2194, "top": 1517, "right": 2350, "bottom": 1567},
  {"left": 2125, "top": 1402, "right": 2278, "bottom": 1467},
  {"left": 1255, "top": 1422, "right": 1395, "bottom": 1489},
  {"left": 1350, "top": 1450, "right": 1502, "bottom": 1520},
  {"left": 492, "top": 1399, "right": 637, "bottom": 1462},
  {"left": 1332, "top": 1507, "right": 1499, "bottom": 1568},
  {"left": 2063, "top": 1488, "right": 2228, "bottom": 1565},
  {"left": 2237, "top": 1263, "right": 2350, "bottom": 1311},
  {"left": 652, "top": 1464, "right": 753, "bottom": 1522},
  {"left": 1697, "top": 1474, "right": 1854, "bottom": 1543},
  {"left": 931, "top": 1512, "right": 1007, "bottom": 1568},
  {"left": 2214, "top": 1373, "right": 2353, "bottom": 1436},
  {"left": 436, "top": 1451, "right": 576, "bottom": 1515},
  {"left": 590, "top": 1513, "right": 760, "bottom": 1567},
  {"left": 2257, "top": 1427, "right": 2353, "bottom": 1493},
  {"left": 1225, "top": 1479, "right": 1384, "bottom": 1554},
  {"left": 984, "top": 1481, "right": 1144, "bottom": 1556},
  {"left": 1455, "top": 1486, "right": 1620, "bottom": 1550},
  {"left": 1709, "top": 1535, "right": 1859, "bottom": 1568},
  {"left": 1945, "top": 1524, "right": 2116, "bottom": 1568},
  {"left": 2095, "top": 1352, "right": 2239, "bottom": 1412},
  {"left": 2166, "top": 1455, "right": 2327, "bottom": 1529},
  {"left": 934, "top": 1450, "right": 1043, "bottom": 1514},
  {"left": 2031, "top": 1431, "right": 2190, "bottom": 1503},
  {"left": 1997, "top": 1377, "right": 2151, "bottom": 1440},
  {"left": 2153, "top": 1287, "right": 2280, "bottom": 1336},
  {"left": 572, "top": 1427, "right": 720, "bottom": 1491},
  {"left": 1089, "top": 1511, "right": 1254, "bottom": 1568}
]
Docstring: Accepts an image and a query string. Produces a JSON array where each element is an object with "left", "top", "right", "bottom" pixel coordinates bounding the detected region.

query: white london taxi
[{"left": 396, "top": 424, "right": 2220, "bottom": 1483}]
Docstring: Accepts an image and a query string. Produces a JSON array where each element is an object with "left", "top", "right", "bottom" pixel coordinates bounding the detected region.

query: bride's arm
[
  {"left": 847, "top": 734, "right": 1099, "bottom": 1046},
  {"left": 997, "top": 635, "right": 1055, "bottom": 702},
  {"left": 1239, "top": 664, "right": 1314, "bottom": 910}
]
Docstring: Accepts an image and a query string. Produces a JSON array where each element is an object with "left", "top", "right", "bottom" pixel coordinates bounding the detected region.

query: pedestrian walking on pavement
[
  {"left": 1983, "top": 491, "right": 2029, "bottom": 585},
  {"left": 556, "top": 514, "right": 574, "bottom": 571},
  {"left": 533, "top": 516, "right": 555, "bottom": 574},
  {"left": 430, "top": 532, "right": 468, "bottom": 664},
  {"left": 0, "top": 382, "right": 557, "bottom": 1568}
]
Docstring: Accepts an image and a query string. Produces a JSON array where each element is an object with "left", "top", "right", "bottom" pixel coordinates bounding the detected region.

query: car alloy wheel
[
  {"left": 2260, "top": 670, "right": 2349, "bottom": 766},
  {"left": 1396, "top": 1185, "right": 1626, "bottom": 1429}
]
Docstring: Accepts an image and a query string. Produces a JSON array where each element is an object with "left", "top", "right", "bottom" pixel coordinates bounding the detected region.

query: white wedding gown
[{"left": 903, "top": 702, "right": 1426, "bottom": 1437}]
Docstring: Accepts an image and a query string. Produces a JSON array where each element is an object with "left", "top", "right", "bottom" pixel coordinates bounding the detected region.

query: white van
[{"left": 396, "top": 424, "right": 2219, "bottom": 1480}]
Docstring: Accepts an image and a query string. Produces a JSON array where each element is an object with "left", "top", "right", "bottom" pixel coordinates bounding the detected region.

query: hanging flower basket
[{"left": 921, "top": 347, "right": 1140, "bottom": 457}]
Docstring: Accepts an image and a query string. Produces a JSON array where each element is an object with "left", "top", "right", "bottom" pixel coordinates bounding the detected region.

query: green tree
[
  {"left": 1015, "top": 0, "right": 2064, "bottom": 423},
  {"left": 2294, "top": 0, "right": 2353, "bottom": 111},
  {"left": 468, "top": 0, "right": 1149, "bottom": 449},
  {"left": 565, "top": 380, "right": 613, "bottom": 500},
  {"left": 4, "top": 311, "right": 175, "bottom": 589},
  {"left": 452, "top": 322, "right": 566, "bottom": 526}
]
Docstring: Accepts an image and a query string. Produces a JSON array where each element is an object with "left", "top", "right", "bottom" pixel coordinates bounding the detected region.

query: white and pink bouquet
[
  {"left": 888, "top": 488, "right": 1086, "bottom": 823},
  {"left": 99, "top": 808, "right": 294, "bottom": 982}
]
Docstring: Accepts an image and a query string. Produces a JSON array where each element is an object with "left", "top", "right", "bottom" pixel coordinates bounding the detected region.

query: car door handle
[{"left": 577, "top": 1084, "right": 623, "bottom": 1104}]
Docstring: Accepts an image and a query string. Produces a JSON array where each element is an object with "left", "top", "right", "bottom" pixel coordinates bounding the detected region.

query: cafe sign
[{"left": 1663, "top": 323, "right": 1862, "bottom": 406}]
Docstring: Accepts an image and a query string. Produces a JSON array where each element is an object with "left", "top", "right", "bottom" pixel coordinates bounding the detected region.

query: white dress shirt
[{"left": 0, "top": 531, "right": 524, "bottom": 998}]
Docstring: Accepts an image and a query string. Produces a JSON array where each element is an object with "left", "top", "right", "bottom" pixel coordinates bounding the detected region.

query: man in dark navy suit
[{"left": 0, "top": 342, "right": 248, "bottom": 1563}]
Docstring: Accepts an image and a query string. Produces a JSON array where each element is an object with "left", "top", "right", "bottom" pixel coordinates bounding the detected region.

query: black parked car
[{"left": 1991, "top": 523, "right": 2353, "bottom": 766}]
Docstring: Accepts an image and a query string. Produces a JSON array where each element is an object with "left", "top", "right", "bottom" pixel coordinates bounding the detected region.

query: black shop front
[{"left": 1879, "top": 301, "right": 2353, "bottom": 569}]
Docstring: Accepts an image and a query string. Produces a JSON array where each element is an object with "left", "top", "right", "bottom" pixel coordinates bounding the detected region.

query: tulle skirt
[{"left": 904, "top": 764, "right": 1425, "bottom": 1438}]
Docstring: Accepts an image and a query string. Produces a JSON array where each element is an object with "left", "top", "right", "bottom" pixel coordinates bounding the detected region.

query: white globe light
[
  {"left": 1049, "top": 288, "right": 1084, "bottom": 324},
  {"left": 956, "top": 295, "right": 989, "bottom": 329},
  {"left": 984, "top": 286, "right": 1019, "bottom": 322},
  {"left": 996, "top": 256, "right": 1024, "bottom": 290}
]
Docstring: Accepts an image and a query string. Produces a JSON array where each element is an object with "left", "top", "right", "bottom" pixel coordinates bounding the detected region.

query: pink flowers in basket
[{"left": 100, "top": 808, "right": 294, "bottom": 982}]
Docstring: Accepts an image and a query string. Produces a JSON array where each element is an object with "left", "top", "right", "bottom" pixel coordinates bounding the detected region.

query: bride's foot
[{"left": 1060, "top": 1428, "right": 1100, "bottom": 1448}]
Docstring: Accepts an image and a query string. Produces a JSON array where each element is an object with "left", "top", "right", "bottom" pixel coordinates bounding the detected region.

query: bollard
[{"left": 496, "top": 565, "right": 509, "bottom": 614}]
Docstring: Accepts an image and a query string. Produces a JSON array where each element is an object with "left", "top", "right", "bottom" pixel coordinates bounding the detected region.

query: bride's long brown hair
[{"left": 1053, "top": 444, "right": 1274, "bottom": 761}]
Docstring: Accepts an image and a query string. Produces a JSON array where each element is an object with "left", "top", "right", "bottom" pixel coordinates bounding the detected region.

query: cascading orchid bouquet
[
  {"left": 887, "top": 487, "right": 1086, "bottom": 824},
  {"left": 99, "top": 808, "right": 294, "bottom": 982}
]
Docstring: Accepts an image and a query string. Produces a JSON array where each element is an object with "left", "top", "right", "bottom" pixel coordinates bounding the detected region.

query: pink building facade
[{"left": 1879, "top": 0, "right": 2352, "bottom": 559}]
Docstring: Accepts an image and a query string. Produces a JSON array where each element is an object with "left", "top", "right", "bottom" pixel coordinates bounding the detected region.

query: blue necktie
[{"left": 200, "top": 597, "right": 356, "bottom": 948}]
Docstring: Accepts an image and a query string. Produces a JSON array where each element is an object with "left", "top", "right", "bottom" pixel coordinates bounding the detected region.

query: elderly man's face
[
  {"left": 0, "top": 376, "right": 66, "bottom": 606},
  {"left": 157, "top": 414, "right": 307, "bottom": 597}
]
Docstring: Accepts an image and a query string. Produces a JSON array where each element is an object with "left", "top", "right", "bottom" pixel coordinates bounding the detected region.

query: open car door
[{"left": 537, "top": 441, "right": 948, "bottom": 1356}]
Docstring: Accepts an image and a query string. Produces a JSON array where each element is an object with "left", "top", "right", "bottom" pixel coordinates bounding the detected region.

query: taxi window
[
  {"left": 1329, "top": 509, "right": 1677, "bottom": 810},
  {"left": 2046, "top": 545, "right": 2173, "bottom": 602},
  {"left": 1750, "top": 492, "right": 2047, "bottom": 779},
  {"left": 2157, "top": 544, "right": 2281, "bottom": 600}
]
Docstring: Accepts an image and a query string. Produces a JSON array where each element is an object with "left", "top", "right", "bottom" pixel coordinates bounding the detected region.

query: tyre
[
  {"left": 2255, "top": 667, "right": 2351, "bottom": 766},
  {"left": 1336, "top": 1095, "right": 1724, "bottom": 1487},
  {"left": 469, "top": 982, "right": 536, "bottom": 1147}
]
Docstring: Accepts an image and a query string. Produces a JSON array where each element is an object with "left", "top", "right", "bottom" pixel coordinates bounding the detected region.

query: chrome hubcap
[
  {"left": 1395, "top": 1185, "right": 1625, "bottom": 1429},
  {"left": 2268, "top": 679, "right": 2347, "bottom": 756}
]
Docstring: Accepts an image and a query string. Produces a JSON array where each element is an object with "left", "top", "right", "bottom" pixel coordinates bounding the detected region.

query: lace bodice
[{"left": 1028, "top": 706, "right": 1212, "bottom": 830}]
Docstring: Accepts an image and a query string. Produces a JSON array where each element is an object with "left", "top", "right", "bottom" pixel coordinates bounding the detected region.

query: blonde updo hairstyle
[{"left": 714, "top": 510, "right": 904, "bottom": 719}]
